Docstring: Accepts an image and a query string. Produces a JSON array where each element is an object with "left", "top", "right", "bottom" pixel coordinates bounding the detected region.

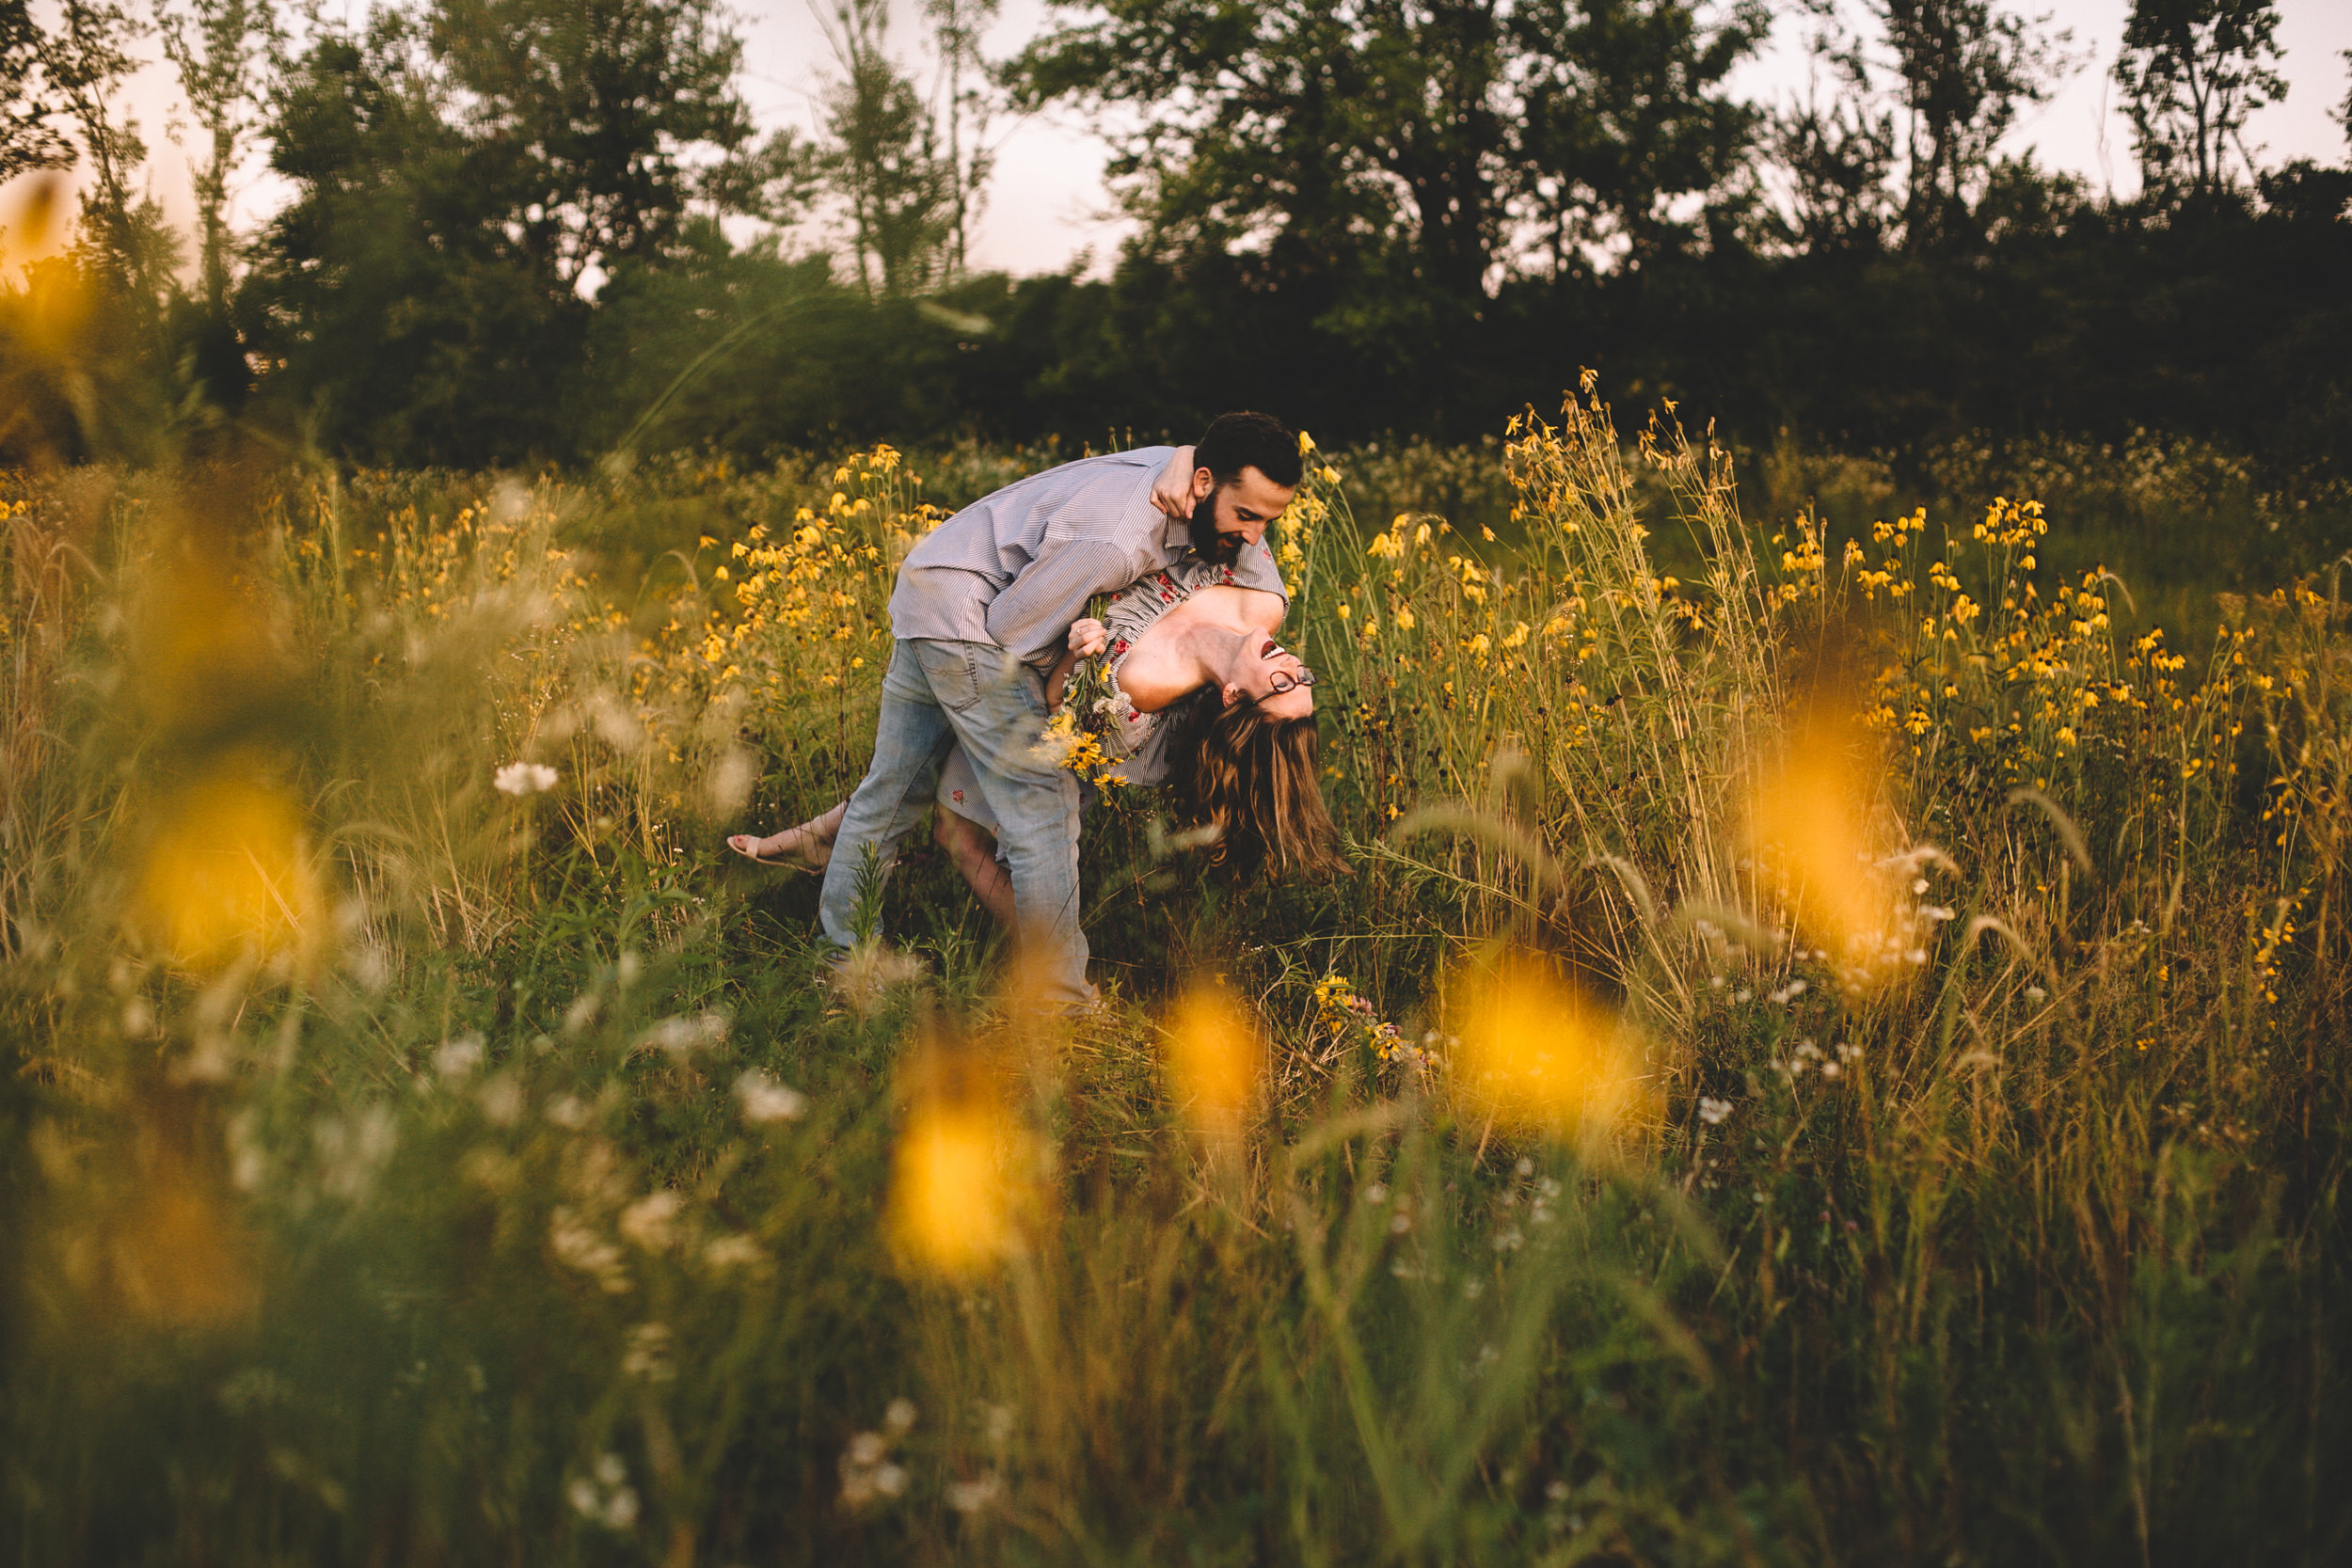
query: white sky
[{"left": 6, "top": 0, "right": 2350, "bottom": 279}]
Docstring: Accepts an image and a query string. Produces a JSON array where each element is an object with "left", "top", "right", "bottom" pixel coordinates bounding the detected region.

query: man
[{"left": 815, "top": 410, "right": 1304, "bottom": 1004}]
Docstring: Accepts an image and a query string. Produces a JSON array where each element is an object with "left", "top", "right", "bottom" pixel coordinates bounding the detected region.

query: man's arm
[{"left": 983, "top": 539, "right": 1135, "bottom": 670}]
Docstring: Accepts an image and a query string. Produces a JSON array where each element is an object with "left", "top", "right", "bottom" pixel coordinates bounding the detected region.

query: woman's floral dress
[{"left": 936, "top": 556, "right": 1262, "bottom": 829}]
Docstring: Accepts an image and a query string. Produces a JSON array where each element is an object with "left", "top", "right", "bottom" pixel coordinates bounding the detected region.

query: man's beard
[{"left": 1189, "top": 492, "right": 1243, "bottom": 565}]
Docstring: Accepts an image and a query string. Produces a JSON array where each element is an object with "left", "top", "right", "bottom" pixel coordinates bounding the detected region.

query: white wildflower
[
  {"left": 478, "top": 1075, "right": 523, "bottom": 1125},
  {"left": 1697, "top": 1096, "right": 1733, "bottom": 1125},
  {"left": 701, "top": 1233, "right": 766, "bottom": 1272},
  {"left": 433, "top": 1032, "right": 485, "bottom": 1081},
  {"left": 946, "top": 1473, "right": 1004, "bottom": 1513},
  {"left": 618, "top": 1191, "right": 681, "bottom": 1251},
  {"left": 636, "top": 1011, "right": 728, "bottom": 1056},
  {"left": 735, "top": 1069, "right": 808, "bottom": 1124},
  {"left": 549, "top": 1207, "right": 630, "bottom": 1293},
  {"left": 570, "top": 1455, "right": 640, "bottom": 1530},
  {"left": 982, "top": 1403, "right": 1016, "bottom": 1447},
  {"left": 494, "top": 761, "right": 559, "bottom": 797},
  {"left": 621, "top": 1322, "right": 675, "bottom": 1383}
]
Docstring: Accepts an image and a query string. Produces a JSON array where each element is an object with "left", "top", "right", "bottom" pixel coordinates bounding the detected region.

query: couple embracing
[{"left": 729, "top": 411, "right": 1343, "bottom": 1005}]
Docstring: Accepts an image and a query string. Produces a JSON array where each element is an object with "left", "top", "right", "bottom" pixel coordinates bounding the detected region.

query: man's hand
[
  {"left": 1068, "top": 618, "right": 1109, "bottom": 657},
  {"left": 1151, "top": 445, "right": 1202, "bottom": 521}
]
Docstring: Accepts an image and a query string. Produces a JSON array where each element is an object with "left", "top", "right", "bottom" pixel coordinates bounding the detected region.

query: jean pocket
[{"left": 915, "top": 641, "right": 986, "bottom": 712}]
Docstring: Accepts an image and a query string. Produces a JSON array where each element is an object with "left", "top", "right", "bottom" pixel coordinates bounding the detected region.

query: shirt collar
[{"left": 1161, "top": 512, "right": 1195, "bottom": 557}]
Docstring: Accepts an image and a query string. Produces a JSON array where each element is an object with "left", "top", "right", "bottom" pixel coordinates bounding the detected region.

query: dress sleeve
[{"left": 984, "top": 539, "right": 1134, "bottom": 670}]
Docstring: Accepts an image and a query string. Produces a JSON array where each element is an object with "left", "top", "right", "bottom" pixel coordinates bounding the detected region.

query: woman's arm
[
  {"left": 1150, "top": 445, "right": 1201, "bottom": 519},
  {"left": 1044, "top": 618, "right": 1109, "bottom": 708},
  {"left": 1044, "top": 649, "right": 1082, "bottom": 710}
]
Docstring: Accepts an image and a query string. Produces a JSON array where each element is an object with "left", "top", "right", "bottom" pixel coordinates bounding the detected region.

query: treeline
[{"left": 2, "top": 0, "right": 2349, "bottom": 472}]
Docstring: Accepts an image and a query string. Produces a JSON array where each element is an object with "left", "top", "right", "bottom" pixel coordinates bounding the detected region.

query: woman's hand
[
  {"left": 1068, "top": 618, "right": 1109, "bottom": 657},
  {"left": 1150, "top": 445, "right": 1200, "bottom": 521}
]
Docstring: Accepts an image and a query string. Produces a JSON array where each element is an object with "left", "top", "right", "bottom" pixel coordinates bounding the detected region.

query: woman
[{"left": 727, "top": 555, "right": 1343, "bottom": 909}]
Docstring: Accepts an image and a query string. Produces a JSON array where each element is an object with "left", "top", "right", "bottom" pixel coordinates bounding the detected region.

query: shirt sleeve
[
  {"left": 1230, "top": 537, "right": 1288, "bottom": 601},
  {"left": 984, "top": 538, "right": 1136, "bottom": 669}
]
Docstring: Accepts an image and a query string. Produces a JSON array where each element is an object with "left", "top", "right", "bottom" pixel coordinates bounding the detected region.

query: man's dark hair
[{"left": 1195, "top": 410, "right": 1303, "bottom": 489}]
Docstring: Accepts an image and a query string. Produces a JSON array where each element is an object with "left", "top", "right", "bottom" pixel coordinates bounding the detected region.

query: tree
[
  {"left": 2114, "top": 0, "right": 2285, "bottom": 201},
  {"left": 1774, "top": 63, "right": 1902, "bottom": 250},
  {"left": 160, "top": 0, "right": 283, "bottom": 309},
  {"left": 426, "top": 0, "right": 755, "bottom": 290},
  {"left": 1781, "top": 0, "right": 2071, "bottom": 251},
  {"left": 817, "top": 0, "right": 957, "bottom": 298},
  {"left": 43, "top": 0, "right": 178, "bottom": 293},
  {"left": 247, "top": 0, "right": 763, "bottom": 461},
  {"left": 1011, "top": 0, "right": 1763, "bottom": 320},
  {"left": 0, "top": 0, "right": 72, "bottom": 183},
  {"left": 922, "top": 0, "right": 998, "bottom": 277},
  {"left": 2331, "top": 47, "right": 2348, "bottom": 157},
  {"left": 1510, "top": 0, "right": 1769, "bottom": 273}
]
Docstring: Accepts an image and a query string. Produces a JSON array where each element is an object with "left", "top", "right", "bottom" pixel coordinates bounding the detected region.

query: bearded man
[{"left": 812, "top": 409, "right": 1303, "bottom": 1003}]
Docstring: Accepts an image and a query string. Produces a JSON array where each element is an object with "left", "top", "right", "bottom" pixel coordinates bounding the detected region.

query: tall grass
[{"left": 2, "top": 395, "right": 2346, "bottom": 1565}]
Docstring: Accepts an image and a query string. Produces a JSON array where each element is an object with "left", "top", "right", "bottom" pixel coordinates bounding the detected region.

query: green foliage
[
  {"left": 242, "top": 0, "right": 761, "bottom": 463},
  {"left": 0, "top": 0, "right": 72, "bottom": 182},
  {"left": 2117, "top": 0, "right": 2288, "bottom": 200},
  {"left": 158, "top": 0, "right": 281, "bottom": 310},
  {"left": 1009, "top": 0, "right": 1765, "bottom": 318},
  {"left": 816, "top": 0, "right": 958, "bottom": 299}
]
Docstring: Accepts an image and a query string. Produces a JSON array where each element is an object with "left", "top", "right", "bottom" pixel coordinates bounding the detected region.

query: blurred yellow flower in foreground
[
  {"left": 1450, "top": 954, "right": 1645, "bottom": 1137},
  {"left": 1164, "top": 983, "right": 1264, "bottom": 1142},
  {"left": 888, "top": 1053, "right": 1030, "bottom": 1277},
  {"left": 1743, "top": 707, "right": 1899, "bottom": 979},
  {"left": 137, "top": 769, "right": 321, "bottom": 967}
]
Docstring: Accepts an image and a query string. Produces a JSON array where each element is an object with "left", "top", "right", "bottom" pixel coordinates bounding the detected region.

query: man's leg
[
  {"left": 918, "top": 641, "right": 1091, "bottom": 1004},
  {"left": 817, "top": 641, "right": 957, "bottom": 952}
]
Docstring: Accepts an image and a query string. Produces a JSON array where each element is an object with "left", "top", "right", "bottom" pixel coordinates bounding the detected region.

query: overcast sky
[{"left": 8, "top": 0, "right": 2351, "bottom": 279}]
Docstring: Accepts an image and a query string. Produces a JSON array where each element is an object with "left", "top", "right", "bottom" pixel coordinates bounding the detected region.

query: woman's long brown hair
[{"left": 1163, "top": 689, "right": 1347, "bottom": 879}]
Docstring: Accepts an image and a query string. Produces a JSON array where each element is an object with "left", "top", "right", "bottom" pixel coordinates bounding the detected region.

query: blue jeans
[{"left": 818, "top": 639, "right": 1091, "bottom": 1003}]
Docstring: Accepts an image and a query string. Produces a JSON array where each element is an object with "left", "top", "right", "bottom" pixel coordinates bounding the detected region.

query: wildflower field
[{"left": 4, "top": 392, "right": 2349, "bottom": 1565}]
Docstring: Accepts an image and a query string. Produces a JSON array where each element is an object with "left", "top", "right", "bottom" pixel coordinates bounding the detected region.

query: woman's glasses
[{"left": 1260, "top": 641, "right": 1317, "bottom": 693}]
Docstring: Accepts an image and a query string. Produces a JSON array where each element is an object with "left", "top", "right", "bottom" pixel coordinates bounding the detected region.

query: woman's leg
[
  {"left": 933, "top": 807, "right": 1016, "bottom": 927},
  {"left": 727, "top": 801, "right": 848, "bottom": 868}
]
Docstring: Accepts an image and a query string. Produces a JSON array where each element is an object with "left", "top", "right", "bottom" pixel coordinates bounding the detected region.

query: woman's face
[{"left": 1226, "top": 637, "right": 1315, "bottom": 720}]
